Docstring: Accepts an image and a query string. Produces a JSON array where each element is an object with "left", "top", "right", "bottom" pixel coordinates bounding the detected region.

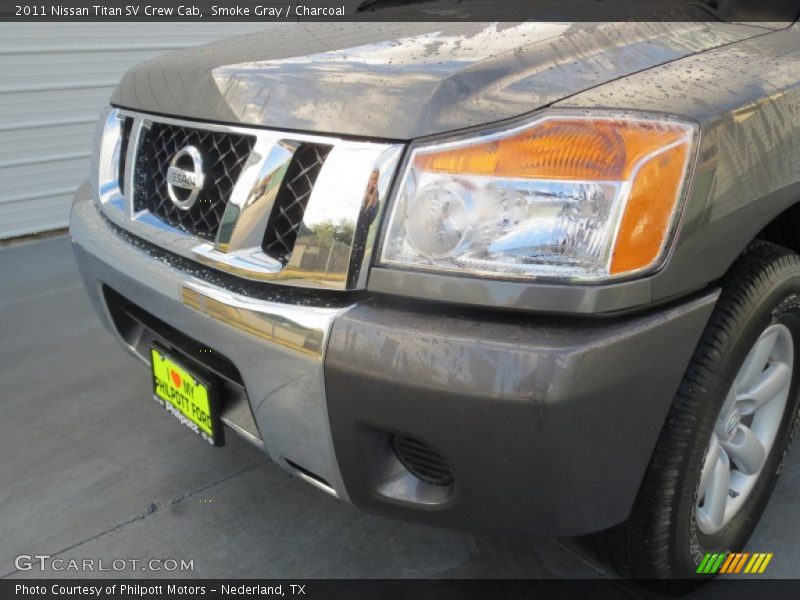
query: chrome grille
[
  {"left": 262, "top": 143, "right": 332, "bottom": 263},
  {"left": 97, "top": 109, "right": 402, "bottom": 290},
  {"left": 133, "top": 122, "right": 255, "bottom": 240}
]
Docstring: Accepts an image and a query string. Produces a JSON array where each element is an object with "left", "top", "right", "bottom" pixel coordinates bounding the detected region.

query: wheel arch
[{"left": 755, "top": 201, "right": 800, "bottom": 256}]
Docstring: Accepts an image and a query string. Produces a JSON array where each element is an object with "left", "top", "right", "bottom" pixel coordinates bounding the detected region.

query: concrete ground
[{"left": 1, "top": 235, "right": 797, "bottom": 585}]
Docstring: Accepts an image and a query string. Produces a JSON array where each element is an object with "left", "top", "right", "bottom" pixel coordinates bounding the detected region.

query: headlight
[{"left": 379, "top": 112, "right": 697, "bottom": 282}]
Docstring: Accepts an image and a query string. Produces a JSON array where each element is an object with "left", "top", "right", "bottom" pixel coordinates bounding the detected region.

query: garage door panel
[
  {"left": 2, "top": 156, "right": 90, "bottom": 199},
  {"left": 0, "top": 195, "right": 74, "bottom": 239},
  {"left": 0, "top": 122, "right": 96, "bottom": 163},
  {"left": 0, "top": 51, "right": 186, "bottom": 85}
]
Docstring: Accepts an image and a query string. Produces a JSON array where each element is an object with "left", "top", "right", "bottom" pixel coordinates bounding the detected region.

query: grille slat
[
  {"left": 133, "top": 122, "right": 256, "bottom": 241},
  {"left": 262, "top": 143, "right": 332, "bottom": 263}
]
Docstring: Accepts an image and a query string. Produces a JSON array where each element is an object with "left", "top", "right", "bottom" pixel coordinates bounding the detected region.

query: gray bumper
[
  {"left": 70, "top": 182, "right": 351, "bottom": 499},
  {"left": 324, "top": 294, "right": 718, "bottom": 535},
  {"left": 71, "top": 182, "right": 719, "bottom": 535}
]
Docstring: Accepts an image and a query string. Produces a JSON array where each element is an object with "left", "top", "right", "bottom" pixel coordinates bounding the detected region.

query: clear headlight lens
[{"left": 379, "top": 112, "right": 696, "bottom": 282}]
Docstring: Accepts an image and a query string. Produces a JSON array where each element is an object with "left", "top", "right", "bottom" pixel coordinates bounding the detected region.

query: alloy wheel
[{"left": 696, "top": 323, "right": 794, "bottom": 535}]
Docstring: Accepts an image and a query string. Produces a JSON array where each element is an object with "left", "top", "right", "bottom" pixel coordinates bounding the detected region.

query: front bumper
[
  {"left": 71, "top": 183, "right": 718, "bottom": 535},
  {"left": 70, "top": 182, "right": 351, "bottom": 499}
]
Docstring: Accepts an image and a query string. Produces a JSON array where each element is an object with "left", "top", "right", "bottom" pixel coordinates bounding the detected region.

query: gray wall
[{"left": 0, "top": 23, "right": 269, "bottom": 239}]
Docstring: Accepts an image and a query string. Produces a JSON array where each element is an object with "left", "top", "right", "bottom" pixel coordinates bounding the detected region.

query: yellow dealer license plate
[{"left": 150, "top": 347, "right": 223, "bottom": 446}]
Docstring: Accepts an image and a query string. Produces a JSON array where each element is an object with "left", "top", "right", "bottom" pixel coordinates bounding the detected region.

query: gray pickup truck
[{"left": 70, "top": 17, "right": 800, "bottom": 579}]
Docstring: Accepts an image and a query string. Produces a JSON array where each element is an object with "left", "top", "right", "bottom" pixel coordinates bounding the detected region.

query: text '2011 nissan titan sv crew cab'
[{"left": 70, "top": 16, "right": 800, "bottom": 579}]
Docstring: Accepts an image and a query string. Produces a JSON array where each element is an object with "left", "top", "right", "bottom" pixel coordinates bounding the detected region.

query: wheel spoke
[
  {"left": 722, "top": 384, "right": 738, "bottom": 414},
  {"left": 722, "top": 424, "right": 767, "bottom": 475},
  {"left": 699, "top": 451, "right": 731, "bottom": 532},
  {"left": 736, "top": 329, "right": 779, "bottom": 392},
  {"left": 698, "top": 434, "right": 722, "bottom": 499},
  {"left": 738, "top": 362, "right": 791, "bottom": 413}
]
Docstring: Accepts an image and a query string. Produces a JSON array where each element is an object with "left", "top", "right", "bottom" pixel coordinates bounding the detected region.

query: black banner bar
[
  {"left": 1, "top": 0, "right": 799, "bottom": 22},
  {"left": 6, "top": 580, "right": 800, "bottom": 600}
]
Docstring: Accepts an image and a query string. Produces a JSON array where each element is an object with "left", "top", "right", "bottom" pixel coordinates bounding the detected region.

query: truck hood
[{"left": 112, "top": 21, "right": 767, "bottom": 140}]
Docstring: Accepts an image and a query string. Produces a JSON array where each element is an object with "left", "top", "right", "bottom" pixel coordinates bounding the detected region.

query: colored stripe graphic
[
  {"left": 749, "top": 554, "right": 761, "bottom": 573},
  {"left": 720, "top": 553, "right": 738, "bottom": 574},
  {"left": 697, "top": 553, "right": 725, "bottom": 574},
  {"left": 758, "top": 554, "right": 773, "bottom": 573},
  {"left": 734, "top": 553, "right": 749, "bottom": 573},
  {"left": 745, "top": 553, "right": 773, "bottom": 574},
  {"left": 697, "top": 552, "right": 771, "bottom": 574},
  {"left": 711, "top": 553, "right": 726, "bottom": 573},
  {"left": 697, "top": 554, "right": 711, "bottom": 574}
]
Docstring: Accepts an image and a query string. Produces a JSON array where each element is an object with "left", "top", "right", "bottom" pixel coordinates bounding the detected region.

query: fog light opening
[{"left": 392, "top": 434, "right": 454, "bottom": 487}]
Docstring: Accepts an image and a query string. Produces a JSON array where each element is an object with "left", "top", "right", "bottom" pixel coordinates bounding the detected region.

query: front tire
[{"left": 594, "top": 241, "right": 800, "bottom": 579}]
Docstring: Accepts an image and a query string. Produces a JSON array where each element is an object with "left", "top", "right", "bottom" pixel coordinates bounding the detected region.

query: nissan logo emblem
[{"left": 166, "top": 145, "right": 205, "bottom": 210}]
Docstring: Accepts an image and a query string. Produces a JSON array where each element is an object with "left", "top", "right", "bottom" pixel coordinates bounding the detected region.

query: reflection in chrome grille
[
  {"left": 133, "top": 122, "right": 255, "bottom": 240},
  {"left": 262, "top": 143, "right": 332, "bottom": 263},
  {"left": 118, "top": 116, "right": 133, "bottom": 196}
]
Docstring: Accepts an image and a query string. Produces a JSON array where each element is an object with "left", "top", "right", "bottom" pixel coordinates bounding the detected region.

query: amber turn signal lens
[{"left": 610, "top": 141, "right": 690, "bottom": 274}]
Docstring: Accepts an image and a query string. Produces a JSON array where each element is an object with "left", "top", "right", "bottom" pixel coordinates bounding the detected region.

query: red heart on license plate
[{"left": 170, "top": 370, "right": 182, "bottom": 388}]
